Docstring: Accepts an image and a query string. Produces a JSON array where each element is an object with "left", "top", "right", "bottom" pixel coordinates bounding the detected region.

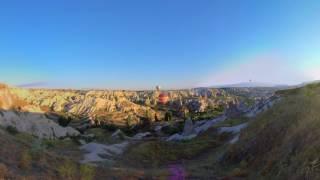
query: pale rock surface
[
  {"left": 111, "top": 129, "right": 128, "bottom": 140},
  {"left": 166, "top": 133, "right": 197, "bottom": 141},
  {"left": 182, "top": 119, "right": 196, "bottom": 136},
  {"left": 0, "top": 110, "right": 79, "bottom": 138},
  {"left": 219, "top": 123, "right": 248, "bottom": 134},
  {"left": 167, "top": 96, "right": 281, "bottom": 142},
  {"left": 167, "top": 119, "right": 198, "bottom": 141},
  {"left": 132, "top": 132, "right": 151, "bottom": 140},
  {"left": 80, "top": 142, "right": 129, "bottom": 164}
]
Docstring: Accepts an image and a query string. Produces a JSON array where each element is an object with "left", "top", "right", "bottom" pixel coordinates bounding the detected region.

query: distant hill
[
  {"left": 295, "top": 80, "right": 320, "bottom": 87},
  {"left": 212, "top": 82, "right": 289, "bottom": 88}
]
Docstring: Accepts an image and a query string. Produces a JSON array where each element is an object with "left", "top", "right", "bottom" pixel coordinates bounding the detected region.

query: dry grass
[
  {"left": 0, "top": 163, "right": 10, "bottom": 179},
  {"left": 223, "top": 83, "right": 320, "bottom": 179},
  {"left": 0, "top": 127, "right": 147, "bottom": 179},
  {"left": 120, "top": 129, "right": 230, "bottom": 169},
  {"left": 19, "top": 150, "right": 32, "bottom": 170}
]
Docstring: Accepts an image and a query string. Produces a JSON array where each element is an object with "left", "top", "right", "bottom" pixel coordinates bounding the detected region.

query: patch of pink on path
[{"left": 168, "top": 164, "right": 186, "bottom": 180}]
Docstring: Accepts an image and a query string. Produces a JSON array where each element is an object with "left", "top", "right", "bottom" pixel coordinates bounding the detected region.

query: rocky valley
[
  {"left": 0, "top": 82, "right": 294, "bottom": 179},
  {"left": 2, "top": 1, "right": 319, "bottom": 179},
  {"left": 0, "top": 83, "right": 274, "bottom": 138}
]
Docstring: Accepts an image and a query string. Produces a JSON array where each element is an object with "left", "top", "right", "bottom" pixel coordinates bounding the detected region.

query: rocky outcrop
[
  {"left": 0, "top": 84, "right": 13, "bottom": 110},
  {"left": 166, "top": 133, "right": 197, "bottom": 141},
  {"left": 167, "top": 119, "right": 198, "bottom": 141},
  {"left": 194, "top": 115, "right": 227, "bottom": 134},
  {"left": 132, "top": 132, "right": 152, "bottom": 140},
  {"left": 0, "top": 110, "right": 79, "bottom": 138},
  {"left": 219, "top": 123, "right": 248, "bottom": 134},
  {"left": 10, "top": 87, "right": 161, "bottom": 126},
  {"left": 111, "top": 129, "right": 128, "bottom": 140},
  {"left": 186, "top": 99, "right": 208, "bottom": 113},
  {"left": 167, "top": 95, "right": 281, "bottom": 142},
  {"left": 5, "top": 86, "right": 241, "bottom": 128},
  {"left": 220, "top": 96, "right": 281, "bottom": 144},
  {"left": 80, "top": 142, "right": 129, "bottom": 164},
  {"left": 182, "top": 119, "right": 196, "bottom": 136},
  {"left": 2, "top": 83, "right": 273, "bottom": 140},
  {"left": 245, "top": 96, "right": 281, "bottom": 118},
  {"left": 0, "top": 84, "right": 80, "bottom": 138}
]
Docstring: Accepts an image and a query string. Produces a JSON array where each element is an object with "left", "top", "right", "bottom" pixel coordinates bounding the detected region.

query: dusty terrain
[{"left": 2, "top": 83, "right": 305, "bottom": 179}]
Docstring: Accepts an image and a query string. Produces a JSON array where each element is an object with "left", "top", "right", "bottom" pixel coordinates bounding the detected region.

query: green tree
[
  {"left": 141, "top": 110, "right": 152, "bottom": 128},
  {"left": 164, "top": 111, "right": 173, "bottom": 122}
]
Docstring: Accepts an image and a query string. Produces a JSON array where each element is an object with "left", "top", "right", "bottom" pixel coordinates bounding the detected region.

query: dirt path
[{"left": 168, "top": 164, "right": 186, "bottom": 180}]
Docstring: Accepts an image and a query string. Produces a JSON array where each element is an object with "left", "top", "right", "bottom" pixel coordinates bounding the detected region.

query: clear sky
[{"left": 0, "top": 0, "right": 320, "bottom": 89}]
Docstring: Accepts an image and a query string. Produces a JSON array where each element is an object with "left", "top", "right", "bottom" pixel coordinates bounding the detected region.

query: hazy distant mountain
[
  {"left": 296, "top": 80, "right": 320, "bottom": 87},
  {"left": 212, "top": 82, "right": 289, "bottom": 88}
]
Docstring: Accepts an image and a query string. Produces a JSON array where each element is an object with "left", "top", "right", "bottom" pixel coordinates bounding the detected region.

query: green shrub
[
  {"left": 25, "top": 139, "right": 46, "bottom": 162},
  {"left": 214, "top": 104, "right": 224, "bottom": 112},
  {"left": 58, "top": 115, "right": 72, "bottom": 127},
  {"left": 123, "top": 134, "right": 222, "bottom": 168},
  {"left": 215, "top": 116, "right": 249, "bottom": 128},
  {"left": 161, "top": 123, "right": 183, "bottom": 135},
  {"left": 102, "top": 124, "right": 118, "bottom": 131},
  {"left": 15, "top": 132, "right": 35, "bottom": 143},
  {"left": 42, "top": 139, "right": 56, "bottom": 149},
  {"left": 57, "top": 160, "right": 77, "bottom": 180},
  {"left": 164, "top": 111, "right": 173, "bottom": 121},
  {"left": 80, "top": 164, "right": 95, "bottom": 180},
  {"left": 19, "top": 150, "right": 32, "bottom": 170},
  {"left": 140, "top": 116, "right": 152, "bottom": 129},
  {"left": 6, "top": 126, "right": 18, "bottom": 135},
  {"left": 231, "top": 168, "right": 249, "bottom": 177}
]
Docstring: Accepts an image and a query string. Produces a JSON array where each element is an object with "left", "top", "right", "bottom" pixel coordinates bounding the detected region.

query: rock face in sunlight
[
  {"left": 0, "top": 84, "right": 80, "bottom": 138},
  {"left": 10, "top": 88, "right": 161, "bottom": 127},
  {"left": 0, "top": 84, "right": 14, "bottom": 110},
  {"left": 6, "top": 85, "right": 249, "bottom": 127},
  {"left": 0, "top": 83, "right": 275, "bottom": 139}
]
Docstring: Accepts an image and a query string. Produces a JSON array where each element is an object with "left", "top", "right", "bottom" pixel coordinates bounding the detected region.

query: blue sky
[{"left": 0, "top": 0, "right": 320, "bottom": 89}]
